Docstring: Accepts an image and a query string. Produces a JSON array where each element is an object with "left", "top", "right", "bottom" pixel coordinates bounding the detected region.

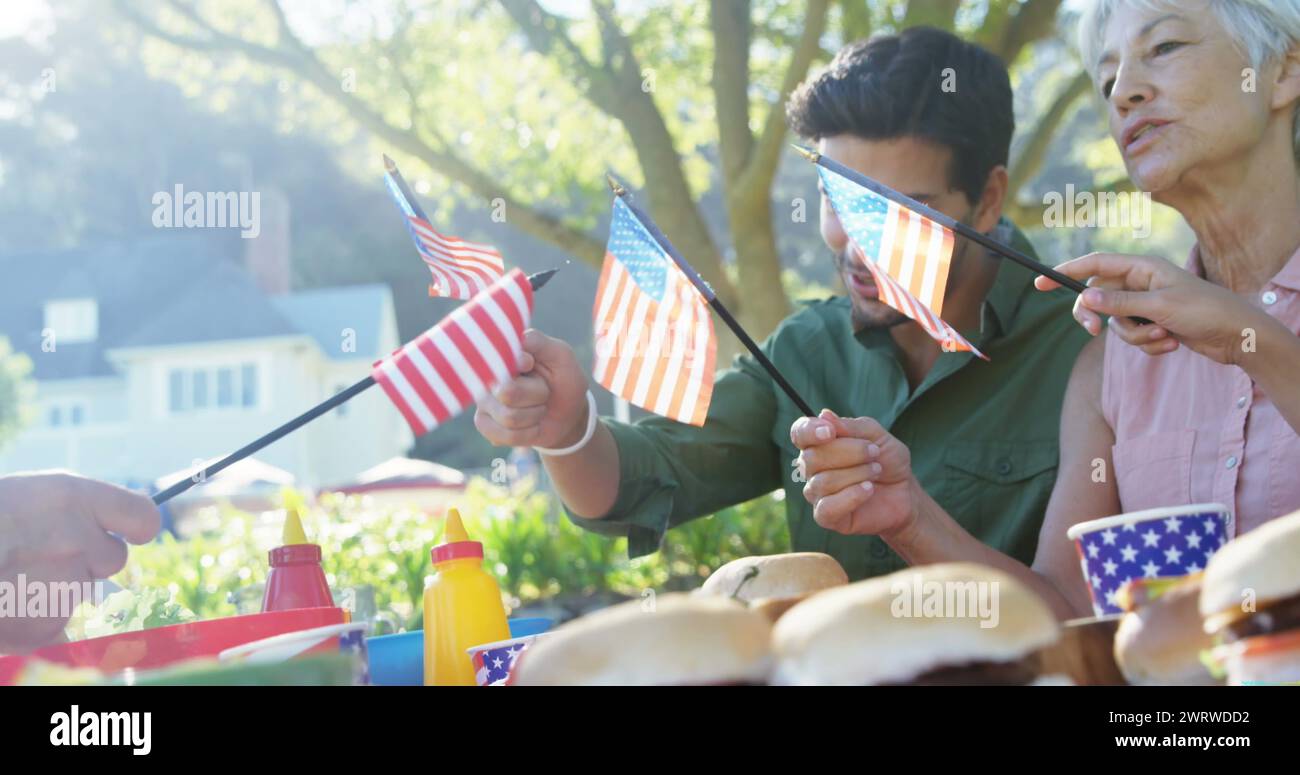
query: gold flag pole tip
[
  {"left": 790, "top": 144, "right": 820, "bottom": 163},
  {"left": 528, "top": 268, "right": 560, "bottom": 291},
  {"left": 605, "top": 173, "right": 627, "bottom": 197},
  {"left": 382, "top": 153, "right": 397, "bottom": 172}
]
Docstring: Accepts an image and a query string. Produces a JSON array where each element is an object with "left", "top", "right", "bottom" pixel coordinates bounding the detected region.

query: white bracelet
[{"left": 535, "top": 390, "right": 599, "bottom": 457}]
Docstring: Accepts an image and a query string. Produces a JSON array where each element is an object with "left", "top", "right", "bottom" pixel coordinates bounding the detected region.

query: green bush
[{"left": 111, "top": 479, "right": 790, "bottom": 631}]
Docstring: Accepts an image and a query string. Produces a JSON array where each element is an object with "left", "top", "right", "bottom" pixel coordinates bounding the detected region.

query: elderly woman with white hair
[{"left": 788, "top": 0, "right": 1300, "bottom": 618}]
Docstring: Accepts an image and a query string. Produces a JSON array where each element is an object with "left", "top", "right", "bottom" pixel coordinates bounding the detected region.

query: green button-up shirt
[{"left": 569, "top": 225, "right": 1091, "bottom": 580}]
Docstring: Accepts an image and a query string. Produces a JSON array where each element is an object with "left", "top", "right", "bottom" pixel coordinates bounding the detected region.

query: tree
[
  {"left": 0, "top": 338, "right": 34, "bottom": 452},
  {"left": 112, "top": 0, "right": 1089, "bottom": 343}
]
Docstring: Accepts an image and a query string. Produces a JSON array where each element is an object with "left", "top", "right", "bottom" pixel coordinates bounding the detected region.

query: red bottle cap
[
  {"left": 269, "top": 543, "right": 322, "bottom": 566},
  {"left": 431, "top": 507, "right": 484, "bottom": 564},
  {"left": 432, "top": 541, "right": 484, "bottom": 564}
]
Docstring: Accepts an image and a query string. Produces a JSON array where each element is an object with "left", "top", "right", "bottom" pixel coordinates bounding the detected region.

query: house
[{"left": 0, "top": 210, "right": 411, "bottom": 490}]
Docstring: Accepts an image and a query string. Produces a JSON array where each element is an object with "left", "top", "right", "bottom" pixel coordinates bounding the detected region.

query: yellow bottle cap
[
  {"left": 280, "top": 489, "right": 310, "bottom": 545},
  {"left": 443, "top": 507, "right": 470, "bottom": 543}
]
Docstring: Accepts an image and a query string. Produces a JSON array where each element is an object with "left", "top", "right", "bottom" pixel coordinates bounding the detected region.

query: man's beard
[
  {"left": 837, "top": 249, "right": 909, "bottom": 331},
  {"left": 850, "top": 294, "right": 910, "bottom": 331}
]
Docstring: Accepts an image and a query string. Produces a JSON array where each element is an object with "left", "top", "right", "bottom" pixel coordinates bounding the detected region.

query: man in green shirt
[{"left": 473, "top": 27, "right": 1090, "bottom": 580}]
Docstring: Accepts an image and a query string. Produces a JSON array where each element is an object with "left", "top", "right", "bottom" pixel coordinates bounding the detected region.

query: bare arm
[
  {"left": 474, "top": 330, "right": 622, "bottom": 519},
  {"left": 1028, "top": 334, "right": 1120, "bottom": 615},
  {"left": 1237, "top": 312, "right": 1300, "bottom": 435},
  {"left": 537, "top": 422, "right": 622, "bottom": 519},
  {"left": 478, "top": 327, "right": 784, "bottom": 527}
]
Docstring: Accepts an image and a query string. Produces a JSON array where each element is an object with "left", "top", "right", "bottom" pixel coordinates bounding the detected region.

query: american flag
[
  {"left": 817, "top": 165, "right": 986, "bottom": 360},
  {"left": 1073, "top": 509, "right": 1230, "bottom": 616},
  {"left": 372, "top": 268, "right": 532, "bottom": 436},
  {"left": 384, "top": 173, "right": 505, "bottom": 300},
  {"left": 593, "top": 198, "right": 716, "bottom": 426}
]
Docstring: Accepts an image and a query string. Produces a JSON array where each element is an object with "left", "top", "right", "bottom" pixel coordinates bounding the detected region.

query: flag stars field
[
  {"left": 592, "top": 198, "right": 716, "bottom": 427},
  {"left": 816, "top": 164, "right": 982, "bottom": 359}
]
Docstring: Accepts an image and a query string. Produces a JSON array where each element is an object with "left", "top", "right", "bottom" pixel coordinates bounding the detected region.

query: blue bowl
[
  {"left": 366, "top": 630, "right": 424, "bottom": 686},
  {"left": 366, "top": 617, "right": 554, "bottom": 686},
  {"left": 508, "top": 617, "right": 553, "bottom": 638}
]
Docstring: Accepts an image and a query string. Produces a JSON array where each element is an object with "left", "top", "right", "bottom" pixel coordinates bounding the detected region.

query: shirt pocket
[
  {"left": 940, "top": 440, "right": 1059, "bottom": 563},
  {"left": 1110, "top": 430, "right": 1195, "bottom": 515}
]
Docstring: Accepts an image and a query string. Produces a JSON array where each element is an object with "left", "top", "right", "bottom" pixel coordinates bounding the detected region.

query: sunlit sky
[
  {"left": 0, "top": 0, "right": 1096, "bottom": 43},
  {"left": 0, "top": 0, "right": 644, "bottom": 42},
  {"left": 0, "top": 0, "right": 52, "bottom": 39}
]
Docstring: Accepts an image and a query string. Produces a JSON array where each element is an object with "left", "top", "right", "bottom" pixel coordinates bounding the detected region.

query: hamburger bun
[
  {"left": 699, "top": 552, "right": 849, "bottom": 604},
  {"left": 511, "top": 593, "right": 772, "bottom": 686},
  {"left": 1200, "top": 509, "right": 1300, "bottom": 634},
  {"left": 772, "top": 563, "right": 1059, "bottom": 685}
]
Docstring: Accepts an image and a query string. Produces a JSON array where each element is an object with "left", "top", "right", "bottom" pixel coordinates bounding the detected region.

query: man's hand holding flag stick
[{"left": 152, "top": 267, "right": 558, "bottom": 506}]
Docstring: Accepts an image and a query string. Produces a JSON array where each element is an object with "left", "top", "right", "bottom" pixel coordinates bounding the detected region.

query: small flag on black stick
[
  {"left": 793, "top": 145, "right": 1153, "bottom": 328},
  {"left": 383, "top": 154, "right": 507, "bottom": 300},
  {"left": 793, "top": 145, "right": 1089, "bottom": 294},
  {"left": 152, "top": 268, "right": 558, "bottom": 506},
  {"left": 605, "top": 175, "right": 815, "bottom": 418}
]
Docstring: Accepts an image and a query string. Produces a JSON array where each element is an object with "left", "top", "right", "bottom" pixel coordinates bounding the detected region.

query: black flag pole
[
  {"left": 606, "top": 175, "right": 815, "bottom": 418},
  {"left": 152, "top": 268, "right": 559, "bottom": 506},
  {"left": 383, "top": 153, "right": 431, "bottom": 222}
]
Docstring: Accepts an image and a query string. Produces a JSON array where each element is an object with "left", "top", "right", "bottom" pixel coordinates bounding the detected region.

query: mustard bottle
[{"left": 424, "top": 508, "right": 511, "bottom": 686}]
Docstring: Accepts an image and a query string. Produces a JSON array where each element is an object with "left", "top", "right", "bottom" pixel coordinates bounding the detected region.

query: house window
[
  {"left": 44, "top": 299, "right": 98, "bottom": 344},
  {"left": 169, "top": 370, "right": 187, "bottom": 412},
  {"left": 192, "top": 369, "right": 209, "bottom": 410},
  {"left": 241, "top": 363, "right": 258, "bottom": 408},
  {"left": 45, "top": 402, "right": 87, "bottom": 427},
  {"left": 167, "top": 362, "right": 261, "bottom": 414},
  {"left": 216, "top": 368, "right": 235, "bottom": 407}
]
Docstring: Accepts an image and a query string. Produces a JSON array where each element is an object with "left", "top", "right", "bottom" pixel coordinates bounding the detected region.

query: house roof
[
  {"left": 0, "top": 231, "right": 393, "bottom": 380},
  {"left": 272, "top": 284, "right": 390, "bottom": 360}
]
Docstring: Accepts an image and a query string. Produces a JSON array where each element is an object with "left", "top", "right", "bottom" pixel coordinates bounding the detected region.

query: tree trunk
[{"left": 731, "top": 190, "right": 792, "bottom": 338}]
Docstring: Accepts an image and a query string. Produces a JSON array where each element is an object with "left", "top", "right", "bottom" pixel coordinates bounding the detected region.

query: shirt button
[
  {"left": 870, "top": 544, "right": 889, "bottom": 559},
  {"left": 1262, "top": 291, "right": 1278, "bottom": 305},
  {"left": 1237, "top": 396, "right": 1248, "bottom": 409},
  {"left": 996, "top": 459, "right": 1013, "bottom": 476},
  {"left": 1226, "top": 456, "right": 1238, "bottom": 469}
]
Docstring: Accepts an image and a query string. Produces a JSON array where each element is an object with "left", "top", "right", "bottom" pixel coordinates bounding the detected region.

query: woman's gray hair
[{"left": 1078, "top": 0, "right": 1300, "bottom": 164}]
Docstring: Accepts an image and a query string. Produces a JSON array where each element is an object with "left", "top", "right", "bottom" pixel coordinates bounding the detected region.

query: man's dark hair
[{"left": 786, "top": 26, "right": 1014, "bottom": 205}]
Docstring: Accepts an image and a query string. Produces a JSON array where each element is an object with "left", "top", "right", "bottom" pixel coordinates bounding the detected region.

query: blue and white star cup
[
  {"left": 1066, "top": 503, "right": 1232, "bottom": 618},
  {"left": 467, "top": 633, "right": 547, "bottom": 686}
]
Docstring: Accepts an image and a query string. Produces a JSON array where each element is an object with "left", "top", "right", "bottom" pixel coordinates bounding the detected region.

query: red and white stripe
[
  {"left": 875, "top": 201, "right": 954, "bottom": 317},
  {"left": 372, "top": 268, "right": 532, "bottom": 435},
  {"left": 407, "top": 215, "right": 506, "bottom": 300},
  {"left": 592, "top": 252, "right": 716, "bottom": 426},
  {"left": 853, "top": 243, "right": 986, "bottom": 360}
]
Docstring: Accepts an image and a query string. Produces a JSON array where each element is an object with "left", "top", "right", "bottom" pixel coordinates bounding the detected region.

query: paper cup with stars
[
  {"left": 467, "top": 633, "right": 547, "bottom": 686},
  {"left": 1066, "top": 503, "right": 1232, "bottom": 618}
]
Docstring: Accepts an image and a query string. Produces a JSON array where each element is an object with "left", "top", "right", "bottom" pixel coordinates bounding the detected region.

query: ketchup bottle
[{"left": 262, "top": 494, "right": 334, "bottom": 613}]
